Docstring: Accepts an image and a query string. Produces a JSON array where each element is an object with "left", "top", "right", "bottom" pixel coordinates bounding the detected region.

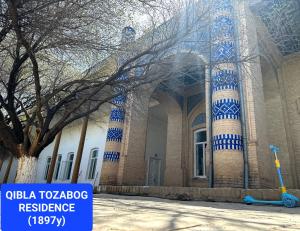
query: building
[{"left": 1, "top": 0, "right": 300, "bottom": 189}]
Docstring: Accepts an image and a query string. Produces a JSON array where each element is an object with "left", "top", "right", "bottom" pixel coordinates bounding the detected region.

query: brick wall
[
  {"left": 95, "top": 185, "right": 300, "bottom": 203},
  {"left": 237, "top": 1, "right": 275, "bottom": 188},
  {"left": 280, "top": 54, "right": 300, "bottom": 188},
  {"left": 261, "top": 57, "right": 294, "bottom": 188}
]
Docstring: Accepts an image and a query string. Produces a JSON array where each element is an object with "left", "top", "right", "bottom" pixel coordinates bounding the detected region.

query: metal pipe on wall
[{"left": 233, "top": 0, "right": 249, "bottom": 189}]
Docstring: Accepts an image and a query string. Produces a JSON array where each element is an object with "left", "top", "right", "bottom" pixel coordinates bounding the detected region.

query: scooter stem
[{"left": 269, "top": 145, "right": 286, "bottom": 194}]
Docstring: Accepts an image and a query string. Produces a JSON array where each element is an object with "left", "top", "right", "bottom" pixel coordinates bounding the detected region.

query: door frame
[
  {"left": 193, "top": 128, "right": 207, "bottom": 178},
  {"left": 146, "top": 156, "right": 161, "bottom": 186}
]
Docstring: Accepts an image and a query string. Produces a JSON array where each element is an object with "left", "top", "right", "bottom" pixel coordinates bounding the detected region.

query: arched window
[
  {"left": 194, "top": 129, "right": 207, "bottom": 177},
  {"left": 192, "top": 113, "right": 206, "bottom": 127},
  {"left": 44, "top": 156, "right": 52, "bottom": 180},
  {"left": 64, "top": 152, "right": 74, "bottom": 180},
  {"left": 87, "top": 149, "right": 99, "bottom": 179},
  {"left": 54, "top": 154, "right": 62, "bottom": 180}
]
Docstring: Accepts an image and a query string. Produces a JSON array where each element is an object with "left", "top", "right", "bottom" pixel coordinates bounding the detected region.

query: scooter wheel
[
  {"left": 243, "top": 196, "right": 254, "bottom": 205},
  {"left": 283, "top": 197, "right": 297, "bottom": 208}
]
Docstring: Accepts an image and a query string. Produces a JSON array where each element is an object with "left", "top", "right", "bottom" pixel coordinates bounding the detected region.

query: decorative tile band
[
  {"left": 135, "top": 66, "right": 144, "bottom": 78},
  {"left": 212, "top": 0, "right": 233, "bottom": 13},
  {"left": 212, "top": 16, "right": 234, "bottom": 39},
  {"left": 212, "top": 69, "right": 238, "bottom": 91},
  {"left": 213, "top": 134, "right": 243, "bottom": 151},
  {"left": 116, "top": 72, "right": 128, "bottom": 81},
  {"left": 212, "top": 98, "right": 240, "bottom": 120},
  {"left": 112, "top": 94, "right": 126, "bottom": 105},
  {"left": 212, "top": 41, "right": 236, "bottom": 63},
  {"left": 103, "top": 151, "right": 120, "bottom": 161},
  {"left": 106, "top": 128, "right": 123, "bottom": 142},
  {"left": 114, "top": 86, "right": 126, "bottom": 92},
  {"left": 110, "top": 108, "right": 125, "bottom": 122}
]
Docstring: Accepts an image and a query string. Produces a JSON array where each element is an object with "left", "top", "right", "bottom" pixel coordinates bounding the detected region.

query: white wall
[
  {"left": 0, "top": 110, "right": 109, "bottom": 184},
  {"left": 36, "top": 116, "right": 109, "bottom": 186}
]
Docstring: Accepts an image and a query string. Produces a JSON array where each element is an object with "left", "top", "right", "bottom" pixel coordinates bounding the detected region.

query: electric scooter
[{"left": 243, "top": 144, "right": 299, "bottom": 208}]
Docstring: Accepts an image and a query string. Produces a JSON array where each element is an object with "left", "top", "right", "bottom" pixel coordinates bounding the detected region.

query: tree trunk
[
  {"left": 3, "top": 156, "right": 14, "bottom": 183},
  {"left": 71, "top": 116, "right": 89, "bottom": 183},
  {"left": 0, "top": 159, "right": 3, "bottom": 171},
  {"left": 15, "top": 155, "right": 38, "bottom": 183}
]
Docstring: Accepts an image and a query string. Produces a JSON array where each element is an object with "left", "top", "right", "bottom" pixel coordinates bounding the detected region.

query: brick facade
[{"left": 99, "top": 1, "right": 300, "bottom": 189}]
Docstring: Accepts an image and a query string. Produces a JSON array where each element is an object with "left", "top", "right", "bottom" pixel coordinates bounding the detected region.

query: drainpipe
[
  {"left": 238, "top": 61, "right": 249, "bottom": 189},
  {"left": 208, "top": 66, "right": 214, "bottom": 189},
  {"left": 234, "top": 0, "right": 249, "bottom": 189},
  {"left": 208, "top": 0, "right": 214, "bottom": 188}
]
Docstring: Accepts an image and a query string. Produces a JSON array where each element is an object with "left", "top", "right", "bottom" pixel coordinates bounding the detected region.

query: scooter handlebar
[{"left": 269, "top": 144, "right": 279, "bottom": 153}]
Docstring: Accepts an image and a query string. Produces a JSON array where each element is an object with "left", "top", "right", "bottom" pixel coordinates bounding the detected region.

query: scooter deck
[
  {"left": 244, "top": 194, "right": 299, "bottom": 208},
  {"left": 243, "top": 195, "right": 283, "bottom": 206}
]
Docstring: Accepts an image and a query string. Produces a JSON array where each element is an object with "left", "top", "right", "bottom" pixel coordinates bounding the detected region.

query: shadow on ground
[{"left": 93, "top": 194, "right": 300, "bottom": 231}]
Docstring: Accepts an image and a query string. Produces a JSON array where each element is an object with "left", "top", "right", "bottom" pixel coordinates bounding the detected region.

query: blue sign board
[{"left": 1, "top": 184, "right": 93, "bottom": 231}]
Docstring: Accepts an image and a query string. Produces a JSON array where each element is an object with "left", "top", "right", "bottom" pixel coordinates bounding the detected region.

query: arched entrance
[
  {"left": 145, "top": 94, "right": 167, "bottom": 186},
  {"left": 145, "top": 90, "right": 183, "bottom": 186},
  {"left": 116, "top": 53, "right": 208, "bottom": 187}
]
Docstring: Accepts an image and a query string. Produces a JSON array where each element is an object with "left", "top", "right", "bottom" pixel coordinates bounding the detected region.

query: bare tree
[{"left": 0, "top": 0, "right": 211, "bottom": 182}]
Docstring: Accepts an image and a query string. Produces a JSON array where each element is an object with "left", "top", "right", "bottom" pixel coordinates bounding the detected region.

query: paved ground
[{"left": 93, "top": 194, "right": 300, "bottom": 231}]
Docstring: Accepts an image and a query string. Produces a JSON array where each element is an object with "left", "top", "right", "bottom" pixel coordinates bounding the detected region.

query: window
[
  {"left": 44, "top": 156, "right": 52, "bottom": 180},
  {"left": 64, "top": 153, "right": 74, "bottom": 180},
  {"left": 194, "top": 129, "right": 207, "bottom": 177},
  {"left": 54, "top": 155, "right": 62, "bottom": 180},
  {"left": 192, "top": 113, "right": 206, "bottom": 127},
  {"left": 87, "top": 149, "right": 99, "bottom": 179}
]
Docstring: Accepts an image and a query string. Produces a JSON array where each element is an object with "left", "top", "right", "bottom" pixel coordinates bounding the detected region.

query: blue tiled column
[
  {"left": 100, "top": 27, "right": 135, "bottom": 185},
  {"left": 211, "top": 0, "right": 244, "bottom": 187},
  {"left": 99, "top": 86, "right": 127, "bottom": 185}
]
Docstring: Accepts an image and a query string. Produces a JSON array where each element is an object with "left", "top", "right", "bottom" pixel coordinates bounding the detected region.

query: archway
[
  {"left": 117, "top": 53, "right": 208, "bottom": 186},
  {"left": 145, "top": 89, "right": 183, "bottom": 186}
]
